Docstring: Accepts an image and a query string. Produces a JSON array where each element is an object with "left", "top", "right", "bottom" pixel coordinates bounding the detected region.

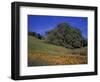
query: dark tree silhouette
[{"left": 28, "top": 32, "right": 43, "bottom": 39}]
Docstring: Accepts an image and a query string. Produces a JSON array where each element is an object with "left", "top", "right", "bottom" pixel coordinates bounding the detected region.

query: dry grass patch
[{"left": 28, "top": 52, "right": 87, "bottom": 66}]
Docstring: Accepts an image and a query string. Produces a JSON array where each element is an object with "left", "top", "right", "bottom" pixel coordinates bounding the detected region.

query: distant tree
[
  {"left": 28, "top": 32, "right": 43, "bottom": 39},
  {"left": 45, "top": 23, "right": 87, "bottom": 48},
  {"left": 82, "top": 38, "right": 87, "bottom": 47},
  {"left": 36, "top": 34, "right": 43, "bottom": 39},
  {"left": 28, "top": 32, "right": 36, "bottom": 36}
]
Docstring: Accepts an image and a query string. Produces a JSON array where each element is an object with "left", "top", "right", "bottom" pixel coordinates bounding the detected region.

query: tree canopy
[{"left": 45, "top": 23, "right": 87, "bottom": 48}]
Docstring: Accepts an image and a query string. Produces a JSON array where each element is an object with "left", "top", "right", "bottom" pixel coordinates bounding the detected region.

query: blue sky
[{"left": 28, "top": 15, "right": 88, "bottom": 38}]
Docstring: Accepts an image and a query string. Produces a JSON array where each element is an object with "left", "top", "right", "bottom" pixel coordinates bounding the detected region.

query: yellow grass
[{"left": 28, "top": 52, "right": 87, "bottom": 66}]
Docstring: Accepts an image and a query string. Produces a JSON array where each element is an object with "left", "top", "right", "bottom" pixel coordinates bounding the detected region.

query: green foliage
[
  {"left": 45, "top": 23, "right": 87, "bottom": 48},
  {"left": 28, "top": 31, "right": 43, "bottom": 39},
  {"left": 82, "top": 38, "right": 87, "bottom": 47}
]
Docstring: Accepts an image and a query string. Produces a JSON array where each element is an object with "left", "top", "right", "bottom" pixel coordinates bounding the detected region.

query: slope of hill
[{"left": 28, "top": 35, "right": 87, "bottom": 66}]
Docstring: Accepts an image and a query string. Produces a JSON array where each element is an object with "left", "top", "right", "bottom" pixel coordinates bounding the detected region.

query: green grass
[
  {"left": 71, "top": 47, "right": 87, "bottom": 56},
  {"left": 28, "top": 35, "right": 73, "bottom": 55},
  {"left": 28, "top": 35, "right": 87, "bottom": 56}
]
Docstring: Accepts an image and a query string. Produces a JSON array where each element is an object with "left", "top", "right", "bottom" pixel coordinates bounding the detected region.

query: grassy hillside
[{"left": 28, "top": 35, "right": 87, "bottom": 66}]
